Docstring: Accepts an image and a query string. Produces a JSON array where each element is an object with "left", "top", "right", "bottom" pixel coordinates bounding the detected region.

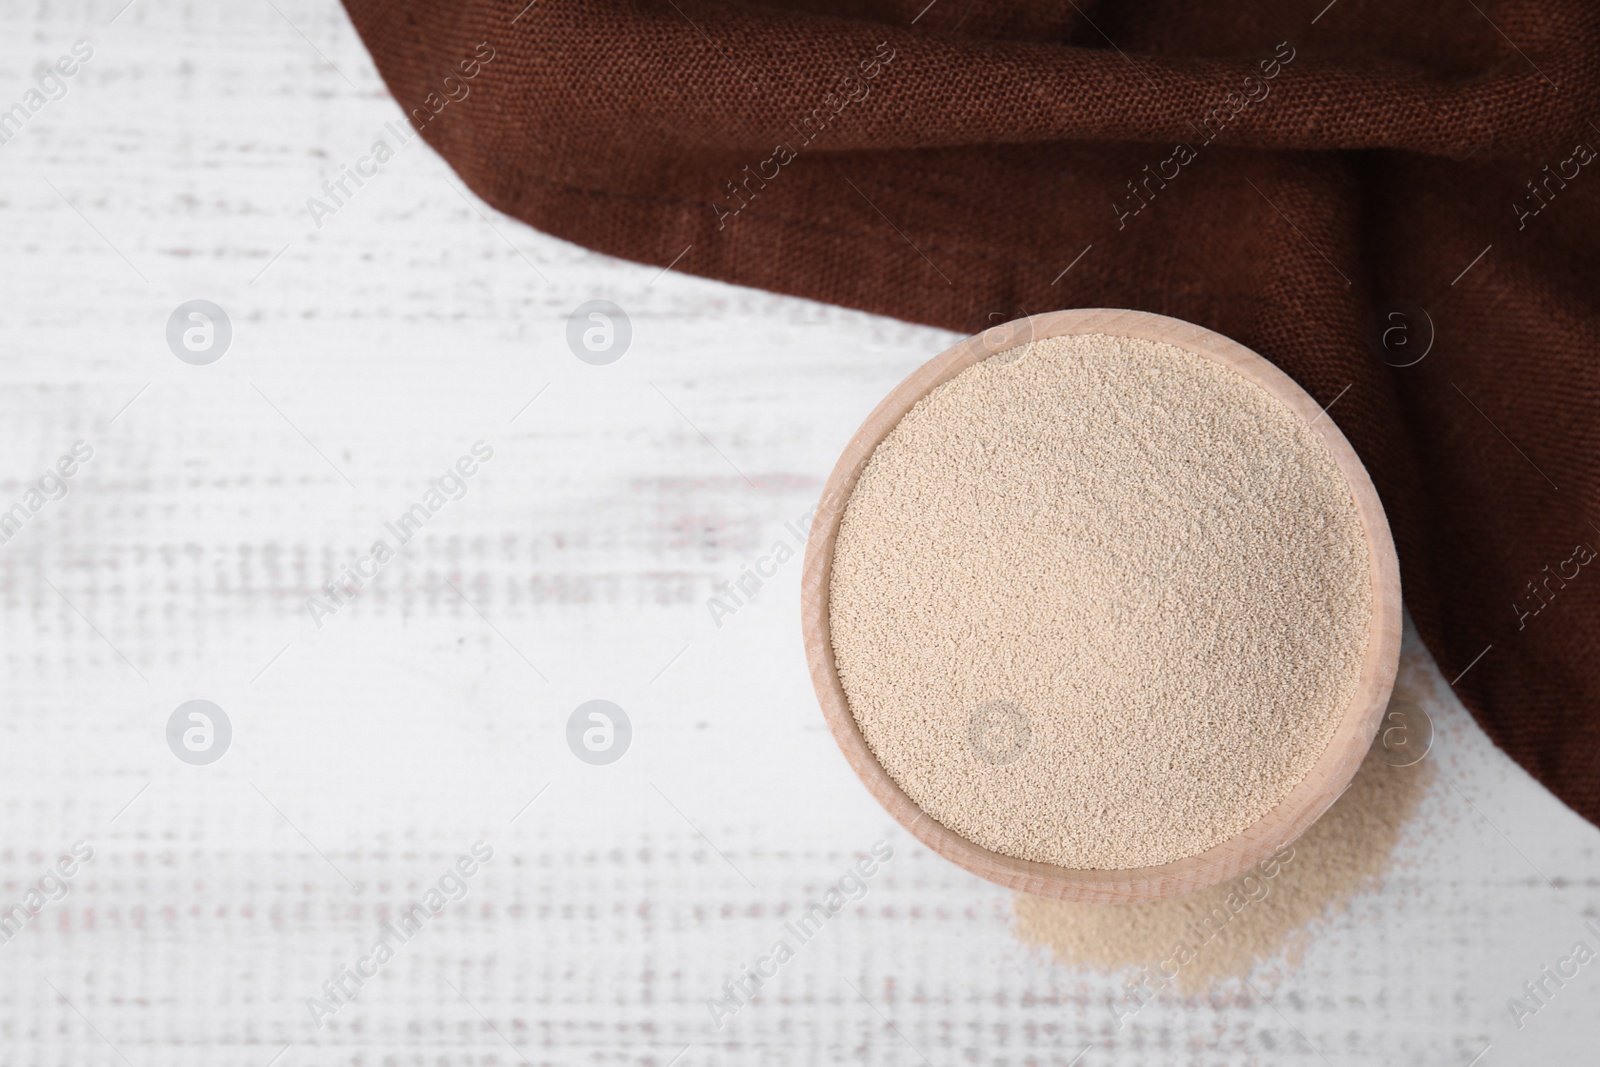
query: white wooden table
[{"left": 0, "top": 2, "right": 1595, "bottom": 1064}]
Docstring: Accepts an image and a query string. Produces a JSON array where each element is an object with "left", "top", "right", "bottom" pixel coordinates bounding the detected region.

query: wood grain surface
[{"left": 0, "top": 3, "right": 1595, "bottom": 1066}]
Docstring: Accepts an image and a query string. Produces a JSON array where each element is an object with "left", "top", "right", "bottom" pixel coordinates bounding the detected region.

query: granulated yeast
[
  {"left": 828, "top": 333, "right": 1372, "bottom": 869},
  {"left": 1013, "top": 740, "right": 1434, "bottom": 993}
]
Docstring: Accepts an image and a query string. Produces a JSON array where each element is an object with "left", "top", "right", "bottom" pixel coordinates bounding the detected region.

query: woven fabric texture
[{"left": 340, "top": 0, "right": 1600, "bottom": 825}]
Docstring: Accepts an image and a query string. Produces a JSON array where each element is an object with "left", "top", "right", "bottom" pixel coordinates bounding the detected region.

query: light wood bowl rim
[{"left": 799, "top": 308, "right": 1402, "bottom": 904}]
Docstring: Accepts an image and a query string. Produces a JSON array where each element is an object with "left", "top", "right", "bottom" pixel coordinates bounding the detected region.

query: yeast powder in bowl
[{"left": 802, "top": 310, "right": 1401, "bottom": 902}]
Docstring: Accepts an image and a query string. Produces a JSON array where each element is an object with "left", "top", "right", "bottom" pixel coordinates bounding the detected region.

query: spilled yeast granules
[
  {"left": 829, "top": 333, "right": 1373, "bottom": 870},
  {"left": 1013, "top": 741, "right": 1435, "bottom": 994}
]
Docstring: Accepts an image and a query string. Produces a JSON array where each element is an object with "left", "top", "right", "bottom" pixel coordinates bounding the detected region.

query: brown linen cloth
[{"left": 341, "top": 0, "right": 1600, "bottom": 826}]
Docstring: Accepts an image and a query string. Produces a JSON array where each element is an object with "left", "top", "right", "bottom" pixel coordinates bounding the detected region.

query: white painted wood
[{"left": 0, "top": 2, "right": 1594, "bottom": 1064}]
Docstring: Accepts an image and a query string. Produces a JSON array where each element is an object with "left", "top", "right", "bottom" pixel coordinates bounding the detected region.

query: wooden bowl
[{"left": 800, "top": 308, "right": 1402, "bottom": 903}]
